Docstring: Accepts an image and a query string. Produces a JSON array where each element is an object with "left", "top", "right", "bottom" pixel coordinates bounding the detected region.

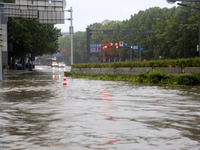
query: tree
[
  {"left": 58, "top": 31, "right": 87, "bottom": 64},
  {"left": 8, "top": 18, "right": 61, "bottom": 59}
]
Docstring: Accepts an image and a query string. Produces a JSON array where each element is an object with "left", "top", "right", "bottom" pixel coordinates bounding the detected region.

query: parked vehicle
[
  {"left": 58, "top": 62, "right": 65, "bottom": 68},
  {"left": 51, "top": 62, "right": 58, "bottom": 67},
  {"left": 16, "top": 62, "right": 23, "bottom": 70}
]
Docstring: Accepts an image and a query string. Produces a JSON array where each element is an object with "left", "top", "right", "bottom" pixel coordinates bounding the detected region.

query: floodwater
[{"left": 0, "top": 66, "right": 200, "bottom": 150}]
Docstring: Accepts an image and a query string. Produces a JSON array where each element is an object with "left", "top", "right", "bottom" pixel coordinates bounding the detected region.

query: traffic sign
[
  {"left": 131, "top": 46, "right": 138, "bottom": 50},
  {"left": 53, "top": 52, "right": 62, "bottom": 57},
  {"left": 110, "top": 42, "right": 114, "bottom": 46},
  {"left": 90, "top": 49, "right": 101, "bottom": 53},
  {"left": 119, "top": 41, "right": 124, "bottom": 47},
  {"left": 124, "top": 43, "right": 128, "bottom": 46},
  {"left": 115, "top": 42, "right": 118, "bottom": 46},
  {"left": 90, "top": 44, "right": 101, "bottom": 48}
]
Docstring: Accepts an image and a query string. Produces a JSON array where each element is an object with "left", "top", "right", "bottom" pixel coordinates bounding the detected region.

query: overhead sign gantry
[{"left": 86, "top": 28, "right": 153, "bottom": 63}]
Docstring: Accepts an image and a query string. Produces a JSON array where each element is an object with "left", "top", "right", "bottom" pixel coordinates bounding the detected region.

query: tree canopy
[
  {"left": 59, "top": 2, "right": 200, "bottom": 64},
  {"left": 8, "top": 18, "right": 61, "bottom": 59}
]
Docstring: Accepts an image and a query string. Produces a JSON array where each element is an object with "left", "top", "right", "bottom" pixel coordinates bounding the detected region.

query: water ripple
[{"left": 0, "top": 67, "right": 200, "bottom": 150}]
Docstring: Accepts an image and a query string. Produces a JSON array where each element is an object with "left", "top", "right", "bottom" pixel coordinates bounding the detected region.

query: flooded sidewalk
[{"left": 4, "top": 69, "right": 33, "bottom": 75}]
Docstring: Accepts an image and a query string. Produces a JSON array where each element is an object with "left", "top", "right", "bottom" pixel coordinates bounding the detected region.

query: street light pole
[{"left": 67, "top": 7, "right": 73, "bottom": 65}]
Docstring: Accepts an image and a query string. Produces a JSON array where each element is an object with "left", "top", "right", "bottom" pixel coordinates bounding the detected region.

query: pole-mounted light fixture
[{"left": 166, "top": 0, "right": 176, "bottom": 4}]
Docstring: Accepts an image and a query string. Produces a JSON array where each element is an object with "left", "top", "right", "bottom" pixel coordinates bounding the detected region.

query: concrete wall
[
  {"left": 72, "top": 67, "right": 200, "bottom": 75},
  {"left": 185, "top": 67, "right": 200, "bottom": 74},
  {"left": 155, "top": 67, "right": 181, "bottom": 75}
]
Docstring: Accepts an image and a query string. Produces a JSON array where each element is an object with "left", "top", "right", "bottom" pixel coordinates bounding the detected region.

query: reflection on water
[{"left": 0, "top": 66, "right": 200, "bottom": 150}]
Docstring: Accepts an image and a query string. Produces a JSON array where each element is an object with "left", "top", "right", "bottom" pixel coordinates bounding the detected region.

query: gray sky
[{"left": 56, "top": 0, "right": 178, "bottom": 32}]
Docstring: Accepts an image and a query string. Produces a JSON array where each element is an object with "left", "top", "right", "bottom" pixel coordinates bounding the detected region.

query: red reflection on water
[
  {"left": 100, "top": 106, "right": 106, "bottom": 109},
  {"left": 105, "top": 116, "right": 116, "bottom": 121},
  {"left": 107, "top": 140, "right": 119, "bottom": 145},
  {"left": 101, "top": 92, "right": 112, "bottom": 98},
  {"left": 100, "top": 91, "right": 116, "bottom": 121},
  {"left": 92, "top": 91, "right": 120, "bottom": 149}
]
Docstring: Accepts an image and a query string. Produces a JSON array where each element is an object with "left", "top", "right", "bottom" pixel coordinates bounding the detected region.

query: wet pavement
[{"left": 0, "top": 66, "right": 200, "bottom": 150}]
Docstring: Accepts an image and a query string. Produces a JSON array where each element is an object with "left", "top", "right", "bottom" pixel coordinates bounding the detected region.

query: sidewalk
[{"left": 4, "top": 69, "right": 34, "bottom": 75}]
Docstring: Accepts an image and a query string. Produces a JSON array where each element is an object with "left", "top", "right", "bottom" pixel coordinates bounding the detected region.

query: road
[{"left": 0, "top": 66, "right": 200, "bottom": 150}]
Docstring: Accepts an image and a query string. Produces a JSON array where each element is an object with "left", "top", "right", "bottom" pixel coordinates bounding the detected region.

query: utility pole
[
  {"left": 86, "top": 28, "right": 91, "bottom": 63},
  {"left": 128, "top": 33, "right": 132, "bottom": 61},
  {"left": 183, "top": 11, "right": 188, "bottom": 58},
  {"left": 139, "top": 45, "right": 142, "bottom": 61},
  {"left": 67, "top": 7, "right": 73, "bottom": 65}
]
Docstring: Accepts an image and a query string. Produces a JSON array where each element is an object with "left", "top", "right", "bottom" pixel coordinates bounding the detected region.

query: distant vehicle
[
  {"left": 46, "top": 58, "right": 53, "bottom": 66},
  {"left": 16, "top": 62, "right": 23, "bottom": 70},
  {"left": 58, "top": 62, "right": 65, "bottom": 68},
  {"left": 51, "top": 62, "right": 58, "bottom": 67}
]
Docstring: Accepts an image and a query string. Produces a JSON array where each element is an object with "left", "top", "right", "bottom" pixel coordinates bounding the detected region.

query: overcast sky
[{"left": 56, "top": 0, "right": 178, "bottom": 32}]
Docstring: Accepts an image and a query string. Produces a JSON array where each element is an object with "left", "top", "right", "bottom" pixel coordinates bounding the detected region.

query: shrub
[
  {"left": 64, "top": 71, "right": 72, "bottom": 76},
  {"left": 148, "top": 71, "right": 168, "bottom": 84},
  {"left": 192, "top": 57, "right": 200, "bottom": 67},
  {"left": 177, "top": 58, "right": 187, "bottom": 67},
  {"left": 176, "top": 73, "right": 200, "bottom": 86},
  {"left": 93, "top": 63, "right": 101, "bottom": 68},
  {"left": 137, "top": 73, "right": 148, "bottom": 83},
  {"left": 153, "top": 60, "right": 165, "bottom": 67},
  {"left": 127, "top": 61, "right": 133, "bottom": 68},
  {"left": 71, "top": 58, "right": 200, "bottom": 68},
  {"left": 167, "top": 59, "right": 177, "bottom": 67}
]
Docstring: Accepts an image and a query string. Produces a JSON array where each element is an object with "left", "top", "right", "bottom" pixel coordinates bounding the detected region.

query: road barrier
[{"left": 63, "top": 74, "right": 67, "bottom": 86}]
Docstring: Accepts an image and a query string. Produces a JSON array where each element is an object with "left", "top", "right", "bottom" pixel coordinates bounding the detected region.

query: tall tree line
[{"left": 59, "top": 3, "right": 200, "bottom": 64}]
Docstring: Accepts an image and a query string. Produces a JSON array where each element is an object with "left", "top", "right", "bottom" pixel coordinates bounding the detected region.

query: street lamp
[
  {"left": 167, "top": 0, "right": 176, "bottom": 4},
  {"left": 67, "top": 7, "right": 73, "bottom": 65},
  {"left": 167, "top": 0, "right": 200, "bottom": 58}
]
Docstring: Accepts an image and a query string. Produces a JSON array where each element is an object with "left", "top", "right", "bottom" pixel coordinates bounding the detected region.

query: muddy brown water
[{"left": 0, "top": 66, "right": 200, "bottom": 150}]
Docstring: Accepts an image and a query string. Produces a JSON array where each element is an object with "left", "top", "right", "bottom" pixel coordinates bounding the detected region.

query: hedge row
[
  {"left": 71, "top": 58, "right": 200, "bottom": 68},
  {"left": 65, "top": 71, "right": 200, "bottom": 86}
]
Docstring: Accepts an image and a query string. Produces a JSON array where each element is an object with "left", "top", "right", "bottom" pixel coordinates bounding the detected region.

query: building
[{"left": 101, "top": 19, "right": 112, "bottom": 25}]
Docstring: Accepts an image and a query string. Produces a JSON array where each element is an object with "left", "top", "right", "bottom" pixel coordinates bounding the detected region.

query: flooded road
[{"left": 0, "top": 66, "right": 200, "bottom": 150}]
